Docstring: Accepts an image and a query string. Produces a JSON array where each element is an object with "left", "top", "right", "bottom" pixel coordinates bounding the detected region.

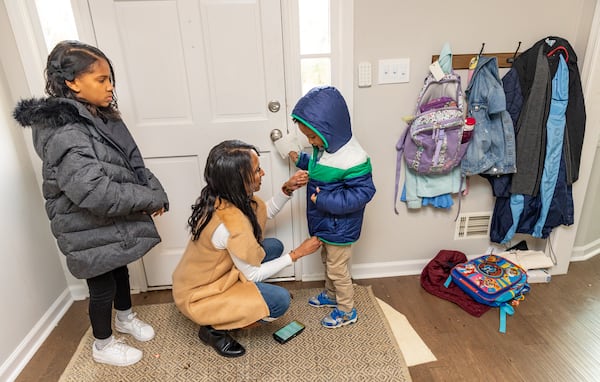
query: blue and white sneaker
[
  {"left": 308, "top": 291, "right": 337, "bottom": 308},
  {"left": 321, "top": 308, "right": 358, "bottom": 328}
]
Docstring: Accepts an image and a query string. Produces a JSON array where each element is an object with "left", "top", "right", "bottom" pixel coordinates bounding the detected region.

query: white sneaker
[
  {"left": 115, "top": 312, "right": 155, "bottom": 342},
  {"left": 92, "top": 336, "right": 142, "bottom": 366}
]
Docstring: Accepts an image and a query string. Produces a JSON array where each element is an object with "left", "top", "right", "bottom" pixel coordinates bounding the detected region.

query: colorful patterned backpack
[{"left": 444, "top": 254, "right": 530, "bottom": 333}]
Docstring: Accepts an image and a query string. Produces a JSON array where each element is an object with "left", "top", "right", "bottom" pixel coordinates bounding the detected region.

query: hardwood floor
[{"left": 15, "top": 255, "right": 600, "bottom": 382}]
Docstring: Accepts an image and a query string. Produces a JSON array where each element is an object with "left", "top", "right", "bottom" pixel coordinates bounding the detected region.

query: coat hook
[
  {"left": 507, "top": 41, "right": 522, "bottom": 64},
  {"left": 478, "top": 43, "right": 485, "bottom": 57}
]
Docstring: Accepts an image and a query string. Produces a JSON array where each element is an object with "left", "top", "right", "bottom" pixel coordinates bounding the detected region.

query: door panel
[
  {"left": 142, "top": 156, "right": 202, "bottom": 286},
  {"left": 88, "top": 0, "right": 294, "bottom": 287}
]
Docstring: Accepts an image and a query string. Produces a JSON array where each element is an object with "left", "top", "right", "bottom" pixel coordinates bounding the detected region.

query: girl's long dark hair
[
  {"left": 45, "top": 40, "right": 120, "bottom": 121},
  {"left": 189, "top": 140, "right": 262, "bottom": 241}
]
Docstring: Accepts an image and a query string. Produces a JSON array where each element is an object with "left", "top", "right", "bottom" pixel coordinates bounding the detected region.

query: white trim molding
[
  {"left": 302, "top": 259, "right": 428, "bottom": 282},
  {"left": 571, "top": 238, "right": 600, "bottom": 262},
  {"left": 331, "top": 0, "right": 354, "bottom": 115}
]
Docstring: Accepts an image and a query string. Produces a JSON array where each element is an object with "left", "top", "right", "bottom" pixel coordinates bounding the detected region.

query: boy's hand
[
  {"left": 288, "top": 151, "right": 299, "bottom": 163},
  {"left": 310, "top": 186, "right": 320, "bottom": 203}
]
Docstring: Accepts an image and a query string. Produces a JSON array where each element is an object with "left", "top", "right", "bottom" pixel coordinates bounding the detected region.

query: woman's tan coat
[{"left": 172, "top": 197, "right": 269, "bottom": 330}]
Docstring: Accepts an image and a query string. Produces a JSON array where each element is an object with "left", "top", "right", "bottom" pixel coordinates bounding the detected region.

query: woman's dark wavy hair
[
  {"left": 189, "top": 140, "right": 262, "bottom": 241},
  {"left": 45, "top": 40, "right": 120, "bottom": 120}
]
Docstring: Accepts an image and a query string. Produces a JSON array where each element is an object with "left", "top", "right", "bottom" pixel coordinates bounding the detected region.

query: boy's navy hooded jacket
[{"left": 292, "top": 86, "right": 376, "bottom": 245}]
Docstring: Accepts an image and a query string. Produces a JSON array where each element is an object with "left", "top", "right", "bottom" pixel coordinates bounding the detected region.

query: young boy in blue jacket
[{"left": 289, "top": 86, "right": 376, "bottom": 328}]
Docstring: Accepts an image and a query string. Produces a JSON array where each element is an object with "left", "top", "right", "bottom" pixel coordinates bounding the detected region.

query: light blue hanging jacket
[{"left": 501, "top": 55, "right": 569, "bottom": 243}]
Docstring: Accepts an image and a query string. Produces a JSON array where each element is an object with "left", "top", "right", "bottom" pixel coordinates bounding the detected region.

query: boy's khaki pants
[{"left": 321, "top": 243, "right": 354, "bottom": 312}]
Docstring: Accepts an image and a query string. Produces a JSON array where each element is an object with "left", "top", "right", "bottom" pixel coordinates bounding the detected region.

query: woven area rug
[{"left": 59, "top": 286, "right": 411, "bottom": 381}]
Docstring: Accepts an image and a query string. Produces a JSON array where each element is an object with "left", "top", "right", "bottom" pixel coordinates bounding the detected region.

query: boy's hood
[
  {"left": 291, "top": 86, "right": 352, "bottom": 153},
  {"left": 13, "top": 97, "right": 90, "bottom": 129}
]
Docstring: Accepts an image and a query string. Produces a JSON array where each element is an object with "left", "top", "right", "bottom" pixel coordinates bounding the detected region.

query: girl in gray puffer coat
[{"left": 13, "top": 40, "right": 169, "bottom": 367}]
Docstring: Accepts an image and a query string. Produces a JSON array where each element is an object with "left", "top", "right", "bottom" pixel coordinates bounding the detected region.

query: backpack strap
[
  {"left": 394, "top": 126, "right": 410, "bottom": 214},
  {"left": 443, "top": 275, "right": 452, "bottom": 288},
  {"left": 454, "top": 174, "right": 466, "bottom": 221},
  {"left": 499, "top": 303, "right": 515, "bottom": 333},
  {"left": 451, "top": 72, "right": 464, "bottom": 110}
]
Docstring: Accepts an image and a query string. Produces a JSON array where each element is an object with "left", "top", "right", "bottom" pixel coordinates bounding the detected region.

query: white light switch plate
[
  {"left": 358, "top": 62, "right": 372, "bottom": 87},
  {"left": 378, "top": 58, "right": 410, "bottom": 84}
]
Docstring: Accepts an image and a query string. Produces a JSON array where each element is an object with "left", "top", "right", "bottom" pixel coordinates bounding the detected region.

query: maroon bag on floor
[{"left": 420, "top": 250, "right": 491, "bottom": 317}]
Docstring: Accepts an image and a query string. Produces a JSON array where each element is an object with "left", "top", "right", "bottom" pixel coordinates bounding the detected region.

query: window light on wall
[
  {"left": 298, "top": 0, "right": 331, "bottom": 94},
  {"left": 35, "top": 0, "right": 78, "bottom": 53}
]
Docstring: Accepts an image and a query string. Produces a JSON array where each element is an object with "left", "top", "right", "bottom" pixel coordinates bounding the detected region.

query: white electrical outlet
[
  {"left": 378, "top": 58, "right": 410, "bottom": 84},
  {"left": 358, "top": 62, "right": 372, "bottom": 87}
]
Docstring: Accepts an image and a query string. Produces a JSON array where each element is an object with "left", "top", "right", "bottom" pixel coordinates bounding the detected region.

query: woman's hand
[
  {"left": 290, "top": 236, "right": 322, "bottom": 261},
  {"left": 282, "top": 170, "right": 309, "bottom": 195}
]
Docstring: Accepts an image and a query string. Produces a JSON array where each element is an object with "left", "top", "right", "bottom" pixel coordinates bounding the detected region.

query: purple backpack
[
  {"left": 394, "top": 72, "right": 468, "bottom": 213},
  {"left": 399, "top": 72, "right": 467, "bottom": 174}
]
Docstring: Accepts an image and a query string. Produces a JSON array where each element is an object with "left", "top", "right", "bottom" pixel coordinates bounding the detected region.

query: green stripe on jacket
[{"left": 309, "top": 157, "right": 372, "bottom": 182}]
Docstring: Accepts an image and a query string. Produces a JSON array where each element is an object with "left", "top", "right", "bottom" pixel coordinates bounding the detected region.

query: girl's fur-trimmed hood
[{"left": 13, "top": 97, "right": 88, "bottom": 129}]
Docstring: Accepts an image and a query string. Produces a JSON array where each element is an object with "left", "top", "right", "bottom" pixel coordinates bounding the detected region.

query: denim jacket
[{"left": 461, "top": 56, "right": 516, "bottom": 176}]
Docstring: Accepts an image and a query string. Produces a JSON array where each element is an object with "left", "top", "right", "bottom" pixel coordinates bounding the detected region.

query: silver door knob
[
  {"left": 268, "top": 100, "right": 281, "bottom": 113},
  {"left": 270, "top": 129, "right": 283, "bottom": 142}
]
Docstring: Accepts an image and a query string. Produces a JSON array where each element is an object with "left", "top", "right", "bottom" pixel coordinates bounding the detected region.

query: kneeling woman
[{"left": 172, "top": 140, "right": 321, "bottom": 357}]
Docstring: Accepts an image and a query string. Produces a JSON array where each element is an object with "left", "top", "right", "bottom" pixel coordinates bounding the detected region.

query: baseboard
[
  {"left": 352, "top": 259, "right": 428, "bottom": 279},
  {"left": 302, "top": 258, "right": 429, "bottom": 282},
  {"left": 571, "top": 238, "right": 600, "bottom": 261},
  {"left": 0, "top": 288, "right": 74, "bottom": 382},
  {"left": 301, "top": 248, "right": 600, "bottom": 282}
]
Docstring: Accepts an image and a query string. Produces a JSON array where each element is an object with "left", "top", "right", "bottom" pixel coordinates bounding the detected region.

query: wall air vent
[{"left": 455, "top": 212, "right": 491, "bottom": 239}]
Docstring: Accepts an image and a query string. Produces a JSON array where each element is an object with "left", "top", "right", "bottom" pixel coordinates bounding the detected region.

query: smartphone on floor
[{"left": 273, "top": 320, "right": 305, "bottom": 344}]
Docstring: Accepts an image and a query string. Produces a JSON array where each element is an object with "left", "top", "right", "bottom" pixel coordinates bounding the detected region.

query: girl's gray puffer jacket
[{"left": 13, "top": 97, "right": 169, "bottom": 279}]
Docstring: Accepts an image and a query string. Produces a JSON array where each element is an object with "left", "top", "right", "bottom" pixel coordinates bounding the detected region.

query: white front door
[{"left": 87, "top": 0, "right": 296, "bottom": 287}]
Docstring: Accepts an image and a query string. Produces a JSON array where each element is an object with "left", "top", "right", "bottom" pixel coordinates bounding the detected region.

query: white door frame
[{"left": 281, "top": 0, "right": 354, "bottom": 282}]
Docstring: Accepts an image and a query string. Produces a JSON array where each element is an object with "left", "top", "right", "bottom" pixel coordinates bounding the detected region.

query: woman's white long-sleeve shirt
[{"left": 211, "top": 191, "right": 293, "bottom": 282}]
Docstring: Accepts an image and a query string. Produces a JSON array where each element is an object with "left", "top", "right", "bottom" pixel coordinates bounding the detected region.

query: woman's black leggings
[{"left": 86, "top": 266, "right": 132, "bottom": 340}]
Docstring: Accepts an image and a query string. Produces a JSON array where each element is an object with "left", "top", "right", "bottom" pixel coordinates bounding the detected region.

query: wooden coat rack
[{"left": 432, "top": 42, "right": 522, "bottom": 69}]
